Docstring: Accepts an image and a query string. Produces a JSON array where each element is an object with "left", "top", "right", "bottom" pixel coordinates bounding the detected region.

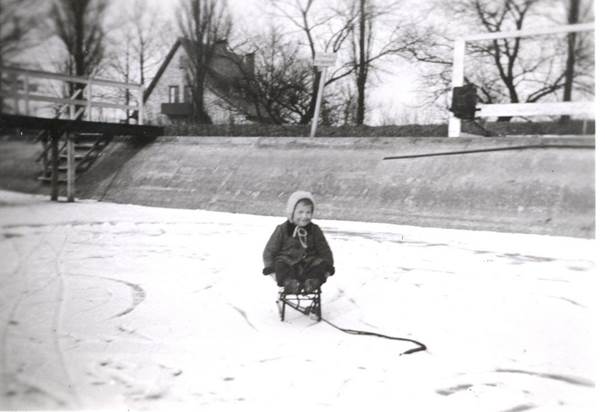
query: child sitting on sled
[{"left": 263, "top": 191, "right": 335, "bottom": 294}]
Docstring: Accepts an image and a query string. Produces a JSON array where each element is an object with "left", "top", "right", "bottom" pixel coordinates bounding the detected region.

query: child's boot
[
  {"left": 283, "top": 279, "right": 300, "bottom": 294},
  {"left": 303, "top": 278, "right": 321, "bottom": 293}
]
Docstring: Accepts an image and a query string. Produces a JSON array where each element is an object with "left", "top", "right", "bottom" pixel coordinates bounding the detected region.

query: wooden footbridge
[{"left": 1, "top": 66, "right": 163, "bottom": 202}]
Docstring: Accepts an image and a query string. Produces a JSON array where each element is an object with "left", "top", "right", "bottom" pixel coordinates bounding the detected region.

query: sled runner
[{"left": 277, "top": 287, "right": 322, "bottom": 322}]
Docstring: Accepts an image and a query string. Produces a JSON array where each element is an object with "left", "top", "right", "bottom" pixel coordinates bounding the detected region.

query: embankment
[{"left": 0, "top": 135, "right": 595, "bottom": 238}]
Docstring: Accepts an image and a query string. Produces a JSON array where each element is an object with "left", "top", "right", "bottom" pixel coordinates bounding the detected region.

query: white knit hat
[{"left": 285, "top": 191, "right": 315, "bottom": 223}]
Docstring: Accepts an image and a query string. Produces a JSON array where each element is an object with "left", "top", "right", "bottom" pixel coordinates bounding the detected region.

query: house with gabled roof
[{"left": 143, "top": 38, "right": 263, "bottom": 125}]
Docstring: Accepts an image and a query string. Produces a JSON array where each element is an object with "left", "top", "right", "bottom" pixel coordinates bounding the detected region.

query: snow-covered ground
[{"left": 0, "top": 190, "right": 598, "bottom": 411}]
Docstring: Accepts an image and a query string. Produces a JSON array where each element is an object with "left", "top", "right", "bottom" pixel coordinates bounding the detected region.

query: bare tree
[
  {"left": 107, "top": 25, "right": 135, "bottom": 115},
  {"left": 465, "top": 0, "right": 594, "bottom": 119},
  {"left": 269, "top": 0, "right": 356, "bottom": 124},
  {"left": 106, "top": 1, "right": 172, "bottom": 118},
  {"left": 351, "top": 0, "right": 369, "bottom": 125},
  {"left": 342, "top": 0, "right": 428, "bottom": 125},
  {"left": 1, "top": 0, "right": 41, "bottom": 109},
  {"left": 234, "top": 27, "right": 311, "bottom": 124},
  {"left": 130, "top": 0, "right": 172, "bottom": 86},
  {"left": 412, "top": 0, "right": 594, "bottom": 121},
  {"left": 271, "top": 0, "right": 431, "bottom": 125},
  {"left": 225, "top": 24, "right": 352, "bottom": 125},
  {"left": 51, "top": 0, "right": 108, "bottom": 77},
  {"left": 560, "top": 0, "right": 594, "bottom": 121},
  {"left": 0, "top": 0, "right": 40, "bottom": 67},
  {"left": 50, "top": 0, "right": 109, "bottom": 108},
  {"left": 562, "top": 0, "right": 579, "bottom": 110},
  {"left": 463, "top": 0, "right": 539, "bottom": 115},
  {"left": 177, "top": 0, "right": 232, "bottom": 123}
]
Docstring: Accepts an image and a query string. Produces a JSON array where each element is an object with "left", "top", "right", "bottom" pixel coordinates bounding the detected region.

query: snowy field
[{"left": 0, "top": 189, "right": 598, "bottom": 411}]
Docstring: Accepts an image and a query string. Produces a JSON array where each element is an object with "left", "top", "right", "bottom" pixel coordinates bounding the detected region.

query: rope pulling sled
[{"left": 277, "top": 289, "right": 427, "bottom": 356}]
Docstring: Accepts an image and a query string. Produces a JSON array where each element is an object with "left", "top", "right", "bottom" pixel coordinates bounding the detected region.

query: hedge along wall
[
  {"left": 162, "top": 120, "right": 595, "bottom": 137},
  {"left": 0, "top": 135, "right": 594, "bottom": 238}
]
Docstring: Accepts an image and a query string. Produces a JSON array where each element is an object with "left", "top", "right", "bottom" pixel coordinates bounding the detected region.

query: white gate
[{"left": 448, "top": 23, "right": 594, "bottom": 137}]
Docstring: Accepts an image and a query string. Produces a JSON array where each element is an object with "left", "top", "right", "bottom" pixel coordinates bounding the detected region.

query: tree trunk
[
  {"left": 125, "top": 40, "right": 131, "bottom": 120},
  {"left": 73, "top": 4, "right": 86, "bottom": 120},
  {"left": 178, "top": 0, "right": 231, "bottom": 124},
  {"left": 52, "top": 0, "right": 107, "bottom": 121},
  {"left": 355, "top": 73, "right": 366, "bottom": 125},
  {"left": 300, "top": 68, "right": 320, "bottom": 125},
  {"left": 355, "top": 0, "right": 367, "bottom": 126},
  {"left": 194, "top": 66, "right": 211, "bottom": 123},
  {"left": 139, "top": 49, "right": 145, "bottom": 86},
  {"left": 496, "top": 76, "right": 520, "bottom": 122},
  {"left": 560, "top": 0, "right": 580, "bottom": 123},
  {"left": 0, "top": 53, "right": 4, "bottom": 112}
]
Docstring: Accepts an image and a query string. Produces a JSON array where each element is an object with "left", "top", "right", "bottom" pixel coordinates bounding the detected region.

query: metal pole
[
  {"left": 310, "top": 68, "right": 327, "bottom": 138},
  {"left": 66, "top": 133, "right": 75, "bottom": 202}
]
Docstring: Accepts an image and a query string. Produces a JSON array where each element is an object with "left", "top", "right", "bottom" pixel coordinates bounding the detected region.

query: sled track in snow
[
  {"left": 495, "top": 369, "right": 595, "bottom": 388},
  {"left": 48, "top": 231, "right": 83, "bottom": 407},
  {"left": 65, "top": 273, "right": 147, "bottom": 320},
  {"left": 0, "top": 227, "right": 58, "bottom": 406}
]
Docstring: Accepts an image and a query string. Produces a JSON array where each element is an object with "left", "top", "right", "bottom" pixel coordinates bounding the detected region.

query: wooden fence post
[
  {"left": 138, "top": 85, "right": 145, "bottom": 125},
  {"left": 24, "top": 75, "right": 30, "bottom": 115},
  {"left": 50, "top": 130, "right": 60, "bottom": 201},
  {"left": 87, "top": 79, "right": 92, "bottom": 121},
  {"left": 66, "top": 133, "right": 75, "bottom": 202},
  {"left": 12, "top": 74, "right": 19, "bottom": 114}
]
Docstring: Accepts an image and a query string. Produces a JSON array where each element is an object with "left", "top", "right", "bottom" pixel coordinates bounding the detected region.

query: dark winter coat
[{"left": 262, "top": 221, "right": 334, "bottom": 276}]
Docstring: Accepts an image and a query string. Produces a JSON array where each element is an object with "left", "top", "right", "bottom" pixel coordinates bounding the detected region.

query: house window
[{"left": 168, "top": 85, "right": 179, "bottom": 103}]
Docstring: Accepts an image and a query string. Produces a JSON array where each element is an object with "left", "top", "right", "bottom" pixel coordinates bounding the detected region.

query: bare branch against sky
[
  {"left": 0, "top": 0, "right": 41, "bottom": 67},
  {"left": 50, "top": 0, "right": 109, "bottom": 79}
]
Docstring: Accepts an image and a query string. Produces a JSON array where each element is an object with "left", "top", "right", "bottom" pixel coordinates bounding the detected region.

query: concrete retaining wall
[{"left": 0, "top": 135, "right": 595, "bottom": 238}]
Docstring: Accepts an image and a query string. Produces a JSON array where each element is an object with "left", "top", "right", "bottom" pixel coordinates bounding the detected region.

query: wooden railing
[{"left": 0, "top": 65, "right": 145, "bottom": 125}]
